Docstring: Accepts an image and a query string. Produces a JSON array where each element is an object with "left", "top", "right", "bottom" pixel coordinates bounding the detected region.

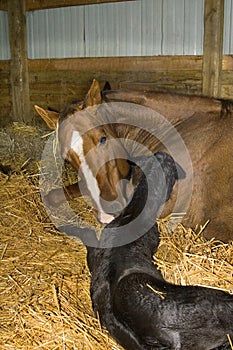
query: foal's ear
[
  {"left": 34, "top": 105, "right": 59, "bottom": 130},
  {"left": 83, "top": 79, "right": 102, "bottom": 108}
]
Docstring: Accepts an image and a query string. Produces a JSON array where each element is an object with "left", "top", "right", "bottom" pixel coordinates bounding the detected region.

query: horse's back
[
  {"left": 104, "top": 89, "right": 233, "bottom": 241},
  {"left": 103, "top": 90, "right": 225, "bottom": 124}
]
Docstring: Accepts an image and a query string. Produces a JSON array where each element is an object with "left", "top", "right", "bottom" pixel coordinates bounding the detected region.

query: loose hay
[
  {"left": 0, "top": 122, "right": 45, "bottom": 175},
  {"left": 156, "top": 219, "right": 233, "bottom": 293},
  {"left": 0, "top": 173, "right": 121, "bottom": 350},
  {"left": 1, "top": 169, "right": 233, "bottom": 349}
]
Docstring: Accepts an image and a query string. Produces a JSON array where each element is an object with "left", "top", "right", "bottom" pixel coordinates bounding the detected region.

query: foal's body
[
  {"left": 61, "top": 153, "right": 233, "bottom": 350},
  {"left": 87, "top": 155, "right": 233, "bottom": 350}
]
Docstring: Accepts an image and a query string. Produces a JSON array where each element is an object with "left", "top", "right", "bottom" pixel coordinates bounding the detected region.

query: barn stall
[{"left": 0, "top": 0, "right": 233, "bottom": 349}]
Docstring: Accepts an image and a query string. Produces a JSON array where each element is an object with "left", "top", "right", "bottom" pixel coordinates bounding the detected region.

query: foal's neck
[{"left": 87, "top": 225, "right": 159, "bottom": 280}]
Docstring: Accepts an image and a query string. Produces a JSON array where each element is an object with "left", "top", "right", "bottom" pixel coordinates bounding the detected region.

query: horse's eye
[{"left": 100, "top": 136, "right": 107, "bottom": 145}]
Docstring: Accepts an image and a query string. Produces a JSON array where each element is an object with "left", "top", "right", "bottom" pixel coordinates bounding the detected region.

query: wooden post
[
  {"left": 202, "top": 0, "right": 224, "bottom": 98},
  {"left": 8, "top": 0, "right": 30, "bottom": 123}
]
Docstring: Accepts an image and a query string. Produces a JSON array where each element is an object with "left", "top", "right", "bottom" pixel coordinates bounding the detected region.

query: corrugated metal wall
[
  {"left": 27, "top": 6, "right": 85, "bottom": 58},
  {"left": 0, "top": 0, "right": 233, "bottom": 60},
  {"left": 26, "top": 0, "right": 205, "bottom": 58},
  {"left": 224, "top": 0, "right": 233, "bottom": 53},
  {"left": 0, "top": 11, "right": 10, "bottom": 60}
]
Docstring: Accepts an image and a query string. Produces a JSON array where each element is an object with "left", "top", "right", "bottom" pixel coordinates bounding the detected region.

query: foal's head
[{"left": 35, "top": 80, "right": 131, "bottom": 224}]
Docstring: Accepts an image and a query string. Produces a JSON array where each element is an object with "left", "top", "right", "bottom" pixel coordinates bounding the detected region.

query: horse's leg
[{"left": 44, "top": 181, "right": 87, "bottom": 207}]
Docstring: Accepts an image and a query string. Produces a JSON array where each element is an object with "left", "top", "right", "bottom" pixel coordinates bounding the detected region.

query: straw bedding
[
  {"left": 0, "top": 172, "right": 120, "bottom": 350},
  {"left": 1, "top": 124, "right": 233, "bottom": 349}
]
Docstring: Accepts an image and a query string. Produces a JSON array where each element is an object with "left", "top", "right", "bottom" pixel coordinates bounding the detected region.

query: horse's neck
[
  {"left": 113, "top": 123, "right": 162, "bottom": 156},
  {"left": 102, "top": 103, "right": 172, "bottom": 156}
]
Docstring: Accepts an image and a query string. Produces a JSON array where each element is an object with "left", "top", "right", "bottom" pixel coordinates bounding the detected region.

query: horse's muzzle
[{"left": 98, "top": 212, "right": 115, "bottom": 224}]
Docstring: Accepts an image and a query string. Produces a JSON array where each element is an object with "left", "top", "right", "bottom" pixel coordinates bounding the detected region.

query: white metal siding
[
  {"left": 224, "top": 0, "right": 233, "bottom": 53},
  {"left": 0, "top": 11, "right": 10, "bottom": 60},
  {"left": 90, "top": 1, "right": 142, "bottom": 56},
  {"left": 1, "top": 1, "right": 233, "bottom": 60},
  {"left": 26, "top": 0, "right": 205, "bottom": 59},
  {"left": 27, "top": 7, "right": 85, "bottom": 58}
]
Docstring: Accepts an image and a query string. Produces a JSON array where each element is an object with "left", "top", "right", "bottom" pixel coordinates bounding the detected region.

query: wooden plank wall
[
  {"left": 0, "top": 0, "right": 129, "bottom": 11},
  {"left": 29, "top": 55, "right": 233, "bottom": 113},
  {"left": 222, "top": 56, "right": 233, "bottom": 97},
  {"left": 28, "top": 56, "right": 203, "bottom": 117},
  {"left": 1, "top": 54, "right": 207, "bottom": 126},
  {"left": 3, "top": 54, "right": 233, "bottom": 126},
  {"left": 0, "top": 61, "right": 11, "bottom": 125},
  {"left": 0, "top": 0, "right": 233, "bottom": 126}
]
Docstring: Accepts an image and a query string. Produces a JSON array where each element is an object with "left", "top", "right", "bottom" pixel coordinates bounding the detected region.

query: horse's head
[{"left": 35, "top": 80, "right": 131, "bottom": 224}]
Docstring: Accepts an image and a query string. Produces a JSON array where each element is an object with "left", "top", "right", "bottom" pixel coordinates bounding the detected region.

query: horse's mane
[{"left": 59, "top": 100, "right": 83, "bottom": 122}]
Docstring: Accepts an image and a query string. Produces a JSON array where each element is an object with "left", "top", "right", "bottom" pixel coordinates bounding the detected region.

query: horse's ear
[
  {"left": 83, "top": 79, "right": 102, "bottom": 108},
  {"left": 34, "top": 105, "right": 59, "bottom": 130}
]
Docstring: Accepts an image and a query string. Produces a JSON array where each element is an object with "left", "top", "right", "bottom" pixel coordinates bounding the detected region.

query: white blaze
[{"left": 70, "top": 131, "right": 114, "bottom": 224}]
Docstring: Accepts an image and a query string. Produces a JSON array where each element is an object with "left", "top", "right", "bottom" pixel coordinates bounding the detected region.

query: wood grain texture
[
  {"left": 0, "top": 0, "right": 130, "bottom": 11},
  {"left": 1, "top": 52, "right": 233, "bottom": 125},
  {"left": 8, "top": 0, "right": 30, "bottom": 123},
  {"left": 202, "top": 0, "right": 224, "bottom": 98},
  {"left": 28, "top": 56, "right": 203, "bottom": 72}
]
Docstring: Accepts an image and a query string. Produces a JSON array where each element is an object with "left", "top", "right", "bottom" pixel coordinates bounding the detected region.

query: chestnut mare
[{"left": 35, "top": 80, "right": 233, "bottom": 242}]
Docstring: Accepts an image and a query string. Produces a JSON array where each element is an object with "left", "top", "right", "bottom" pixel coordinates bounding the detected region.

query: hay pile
[
  {"left": 0, "top": 122, "right": 47, "bottom": 174},
  {"left": 1, "top": 166, "right": 233, "bottom": 348},
  {"left": 0, "top": 172, "right": 121, "bottom": 349}
]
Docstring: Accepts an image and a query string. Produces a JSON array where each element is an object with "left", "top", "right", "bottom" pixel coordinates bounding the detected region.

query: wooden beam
[
  {"left": 0, "top": 60, "right": 10, "bottom": 71},
  {"left": 8, "top": 0, "right": 30, "bottom": 123},
  {"left": 202, "top": 0, "right": 224, "bottom": 98},
  {"left": 1, "top": 0, "right": 130, "bottom": 11},
  {"left": 222, "top": 55, "right": 233, "bottom": 70},
  {"left": 0, "top": 1, "right": 7, "bottom": 11},
  {"left": 28, "top": 56, "right": 203, "bottom": 72},
  {"left": 1, "top": 1, "right": 138, "bottom": 11},
  {"left": 27, "top": 0, "right": 130, "bottom": 11}
]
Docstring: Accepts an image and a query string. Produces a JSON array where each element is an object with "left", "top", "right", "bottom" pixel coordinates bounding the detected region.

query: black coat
[{"left": 60, "top": 153, "right": 233, "bottom": 350}]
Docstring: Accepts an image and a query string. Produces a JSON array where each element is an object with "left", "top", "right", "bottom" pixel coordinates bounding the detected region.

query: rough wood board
[
  {"left": 0, "top": 94, "right": 11, "bottom": 103},
  {"left": 0, "top": 60, "right": 10, "bottom": 71},
  {"left": 8, "top": 0, "right": 30, "bottom": 123},
  {"left": 29, "top": 68, "right": 203, "bottom": 110},
  {"left": 221, "top": 71, "right": 233, "bottom": 83},
  {"left": 120, "top": 82, "right": 202, "bottom": 95},
  {"left": 28, "top": 56, "right": 203, "bottom": 72},
  {"left": 2, "top": 56, "right": 232, "bottom": 72},
  {"left": 29, "top": 69, "right": 202, "bottom": 82},
  {"left": 221, "top": 85, "right": 233, "bottom": 99},
  {"left": 222, "top": 55, "right": 233, "bottom": 70},
  {"left": 1, "top": 0, "right": 129, "bottom": 11},
  {"left": 202, "top": 0, "right": 224, "bottom": 97},
  {"left": 0, "top": 0, "right": 7, "bottom": 11}
]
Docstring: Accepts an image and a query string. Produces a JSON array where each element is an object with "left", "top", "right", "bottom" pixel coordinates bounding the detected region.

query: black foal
[{"left": 60, "top": 152, "right": 233, "bottom": 350}]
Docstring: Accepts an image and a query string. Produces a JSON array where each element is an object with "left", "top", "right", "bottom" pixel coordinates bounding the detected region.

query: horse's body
[
  {"left": 103, "top": 89, "right": 233, "bottom": 242},
  {"left": 35, "top": 80, "right": 233, "bottom": 241}
]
